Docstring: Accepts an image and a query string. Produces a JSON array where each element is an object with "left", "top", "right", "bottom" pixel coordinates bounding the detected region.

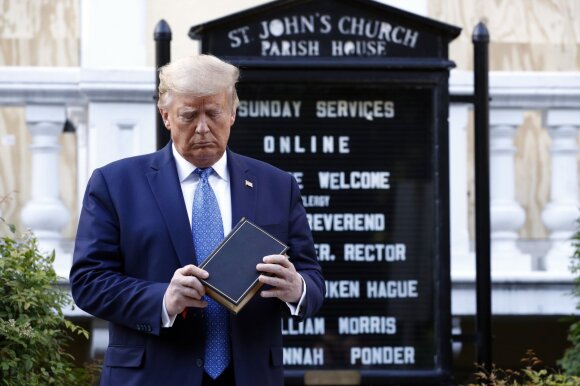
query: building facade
[{"left": 0, "top": 0, "right": 579, "bottom": 382}]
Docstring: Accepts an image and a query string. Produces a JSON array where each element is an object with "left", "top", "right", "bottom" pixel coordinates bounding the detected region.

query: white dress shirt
[
  {"left": 172, "top": 145, "right": 232, "bottom": 236},
  {"left": 162, "top": 145, "right": 305, "bottom": 327}
]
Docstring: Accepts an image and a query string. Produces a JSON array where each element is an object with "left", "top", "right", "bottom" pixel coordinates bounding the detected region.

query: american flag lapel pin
[{"left": 245, "top": 180, "right": 254, "bottom": 188}]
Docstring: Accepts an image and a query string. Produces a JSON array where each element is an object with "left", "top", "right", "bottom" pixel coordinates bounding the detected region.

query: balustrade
[
  {"left": 489, "top": 109, "right": 531, "bottom": 273},
  {"left": 0, "top": 68, "right": 579, "bottom": 315},
  {"left": 542, "top": 109, "right": 580, "bottom": 275},
  {"left": 20, "top": 104, "right": 70, "bottom": 278}
]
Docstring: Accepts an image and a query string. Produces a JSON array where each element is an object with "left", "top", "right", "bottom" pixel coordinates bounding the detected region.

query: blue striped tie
[{"left": 191, "top": 167, "right": 231, "bottom": 379}]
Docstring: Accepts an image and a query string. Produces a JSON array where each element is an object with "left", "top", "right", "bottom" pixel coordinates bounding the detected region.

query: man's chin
[{"left": 190, "top": 149, "right": 223, "bottom": 167}]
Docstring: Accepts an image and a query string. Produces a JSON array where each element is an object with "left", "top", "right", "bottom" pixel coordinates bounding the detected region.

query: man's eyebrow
[{"left": 178, "top": 107, "right": 197, "bottom": 114}]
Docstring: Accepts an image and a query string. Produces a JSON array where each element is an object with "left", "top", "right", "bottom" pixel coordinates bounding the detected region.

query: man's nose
[{"left": 195, "top": 116, "right": 210, "bottom": 133}]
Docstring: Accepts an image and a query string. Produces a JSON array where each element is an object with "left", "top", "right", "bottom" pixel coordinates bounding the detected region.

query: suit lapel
[
  {"left": 146, "top": 146, "right": 257, "bottom": 267},
  {"left": 147, "top": 144, "right": 195, "bottom": 268},
  {"left": 228, "top": 149, "right": 257, "bottom": 225}
]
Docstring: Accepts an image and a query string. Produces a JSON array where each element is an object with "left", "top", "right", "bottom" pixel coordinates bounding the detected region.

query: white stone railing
[
  {"left": 0, "top": 67, "right": 156, "bottom": 280},
  {"left": 450, "top": 70, "right": 580, "bottom": 315},
  {"left": 0, "top": 67, "right": 578, "bottom": 315}
]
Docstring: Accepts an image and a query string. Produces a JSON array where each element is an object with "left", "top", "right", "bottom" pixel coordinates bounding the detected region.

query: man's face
[{"left": 160, "top": 91, "right": 235, "bottom": 167}]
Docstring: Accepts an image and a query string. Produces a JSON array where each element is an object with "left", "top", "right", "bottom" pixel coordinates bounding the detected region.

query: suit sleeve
[
  {"left": 286, "top": 174, "right": 326, "bottom": 319},
  {"left": 70, "top": 169, "right": 167, "bottom": 335}
]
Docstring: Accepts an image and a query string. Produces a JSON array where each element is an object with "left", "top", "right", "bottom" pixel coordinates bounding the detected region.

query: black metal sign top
[
  {"left": 189, "top": 1, "right": 460, "bottom": 384},
  {"left": 190, "top": 0, "right": 460, "bottom": 67}
]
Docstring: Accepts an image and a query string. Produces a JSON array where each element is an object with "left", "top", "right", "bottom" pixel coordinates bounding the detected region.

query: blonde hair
[{"left": 157, "top": 54, "right": 239, "bottom": 112}]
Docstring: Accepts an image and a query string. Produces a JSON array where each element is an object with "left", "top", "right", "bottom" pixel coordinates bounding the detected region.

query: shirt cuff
[
  {"left": 161, "top": 293, "right": 178, "bottom": 328},
  {"left": 286, "top": 274, "right": 307, "bottom": 316}
]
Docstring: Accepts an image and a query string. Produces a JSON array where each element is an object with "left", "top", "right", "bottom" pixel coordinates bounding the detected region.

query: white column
[
  {"left": 449, "top": 104, "right": 474, "bottom": 277},
  {"left": 541, "top": 109, "right": 580, "bottom": 275},
  {"left": 489, "top": 109, "right": 531, "bottom": 273},
  {"left": 20, "top": 104, "right": 70, "bottom": 278},
  {"left": 68, "top": 106, "right": 89, "bottom": 214}
]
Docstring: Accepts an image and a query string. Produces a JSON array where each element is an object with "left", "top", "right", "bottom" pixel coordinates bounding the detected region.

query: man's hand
[
  {"left": 257, "top": 255, "right": 303, "bottom": 304},
  {"left": 164, "top": 265, "right": 209, "bottom": 316}
]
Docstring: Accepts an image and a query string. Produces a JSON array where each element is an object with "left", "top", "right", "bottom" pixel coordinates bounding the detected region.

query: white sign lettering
[
  {"left": 307, "top": 213, "right": 385, "bottom": 231},
  {"left": 344, "top": 243, "right": 406, "bottom": 262},
  {"left": 325, "top": 280, "right": 360, "bottom": 298},
  {"left": 316, "top": 100, "right": 395, "bottom": 119},
  {"left": 318, "top": 171, "right": 390, "bottom": 190},
  {"left": 238, "top": 100, "right": 302, "bottom": 118},
  {"left": 287, "top": 171, "right": 303, "bottom": 189},
  {"left": 261, "top": 40, "right": 320, "bottom": 56},
  {"left": 351, "top": 346, "right": 415, "bottom": 365},
  {"left": 302, "top": 195, "right": 331, "bottom": 207},
  {"left": 283, "top": 347, "right": 325, "bottom": 365},
  {"left": 227, "top": 14, "right": 421, "bottom": 57},
  {"left": 263, "top": 135, "right": 350, "bottom": 154},
  {"left": 282, "top": 317, "right": 325, "bottom": 335},
  {"left": 315, "top": 243, "right": 335, "bottom": 261},
  {"left": 366, "top": 280, "right": 418, "bottom": 298},
  {"left": 338, "top": 316, "right": 397, "bottom": 335}
]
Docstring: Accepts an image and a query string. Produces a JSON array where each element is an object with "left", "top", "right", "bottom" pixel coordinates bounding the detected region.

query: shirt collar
[{"left": 172, "top": 143, "right": 229, "bottom": 183}]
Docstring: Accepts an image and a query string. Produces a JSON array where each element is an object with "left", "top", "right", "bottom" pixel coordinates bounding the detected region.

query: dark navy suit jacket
[{"left": 70, "top": 143, "right": 325, "bottom": 386}]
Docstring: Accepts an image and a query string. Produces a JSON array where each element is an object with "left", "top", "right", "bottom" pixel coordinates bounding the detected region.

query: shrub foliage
[
  {"left": 467, "top": 350, "right": 580, "bottom": 386},
  {"left": 0, "top": 219, "right": 95, "bottom": 385},
  {"left": 559, "top": 218, "right": 580, "bottom": 375}
]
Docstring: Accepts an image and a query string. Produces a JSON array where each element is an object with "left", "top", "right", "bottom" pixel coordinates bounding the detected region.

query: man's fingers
[
  {"left": 165, "top": 294, "right": 208, "bottom": 316},
  {"left": 165, "top": 265, "right": 210, "bottom": 315},
  {"left": 178, "top": 285, "right": 206, "bottom": 300},
  {"left": 258, "top": 274, "right": 284, "bottom": 287},
  {"left": 260, "top": 288, "right": 282, "bottom": 299},
  {"left": 254, "top": 255, "right": 304, "bottom": 303},
  {"left": 179, "top": 264, "right": 209, "bottom": 279},
  {"left": 182, "top": 298, "right": 208, "bottom": 309},
  {"left": 256, "top": 263, "right": 285, "bottom": 278},
  {"left": 262, "top": 254, "right": 290, "bottom": 266},
  {"left": 257, "top": 255, "right": 294, "bottom": 277},
  {"left": 177, "top": 264, "right": 208, "bottom": 294}
]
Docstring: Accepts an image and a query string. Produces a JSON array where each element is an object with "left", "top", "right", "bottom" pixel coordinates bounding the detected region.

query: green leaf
[{"left": 0, "top": 221, "right": 99, "bottom": 384}]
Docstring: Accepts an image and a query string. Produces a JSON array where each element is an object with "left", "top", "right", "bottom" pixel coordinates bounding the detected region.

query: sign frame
[
  {"left": 232, "top": 66, "right": 452, "bottom": 385},
  {"left": 189, "top": 1, "right": 459, "bottom": 384}
]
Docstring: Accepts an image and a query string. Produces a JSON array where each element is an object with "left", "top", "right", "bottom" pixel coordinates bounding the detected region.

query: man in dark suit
[{"left": 70, "top": 54, "right": 325, "bottom": 386}]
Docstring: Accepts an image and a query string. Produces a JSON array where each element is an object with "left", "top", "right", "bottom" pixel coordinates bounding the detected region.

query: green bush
[
  {"left": 466, "top": 350, "right": 580, "bottom": 386},
  {"left": 0, "top": 219, "right": 97, "bottom": 385},
  {"left": 559, "top": 218, "right": 580, "bottom": 375}
]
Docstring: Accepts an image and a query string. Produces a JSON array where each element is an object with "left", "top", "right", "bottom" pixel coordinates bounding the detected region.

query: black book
[{"left": 198, "top": 218, "right": 289, "bottom": 314}]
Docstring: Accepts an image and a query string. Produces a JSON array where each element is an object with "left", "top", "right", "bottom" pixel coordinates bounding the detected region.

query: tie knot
[{"left": 194, "top": 167, "right": 213, "bottom": 182}]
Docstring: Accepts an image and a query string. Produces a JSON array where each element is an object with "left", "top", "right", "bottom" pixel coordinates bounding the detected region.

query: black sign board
[{"left": 190, "top": 1, "right": 460, "bottom": 384}]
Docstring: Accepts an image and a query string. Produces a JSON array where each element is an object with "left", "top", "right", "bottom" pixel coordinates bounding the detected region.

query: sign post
[
  {"left": 190, "top": 1, "right": 460, "bottom": 384},
  {"left": 472, "top": 21, "right": 492, "bottom": 371},
  {"left": 154, "top": 19, "right": 172, "bottom": 150}
]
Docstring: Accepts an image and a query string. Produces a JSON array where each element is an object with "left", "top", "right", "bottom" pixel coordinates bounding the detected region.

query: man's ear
[
  {"left": 159, "top": 107, "right": 170, "bottom": 130},
  {"left": 230, "top": 110, "right": 236, "bottom": 126}
]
